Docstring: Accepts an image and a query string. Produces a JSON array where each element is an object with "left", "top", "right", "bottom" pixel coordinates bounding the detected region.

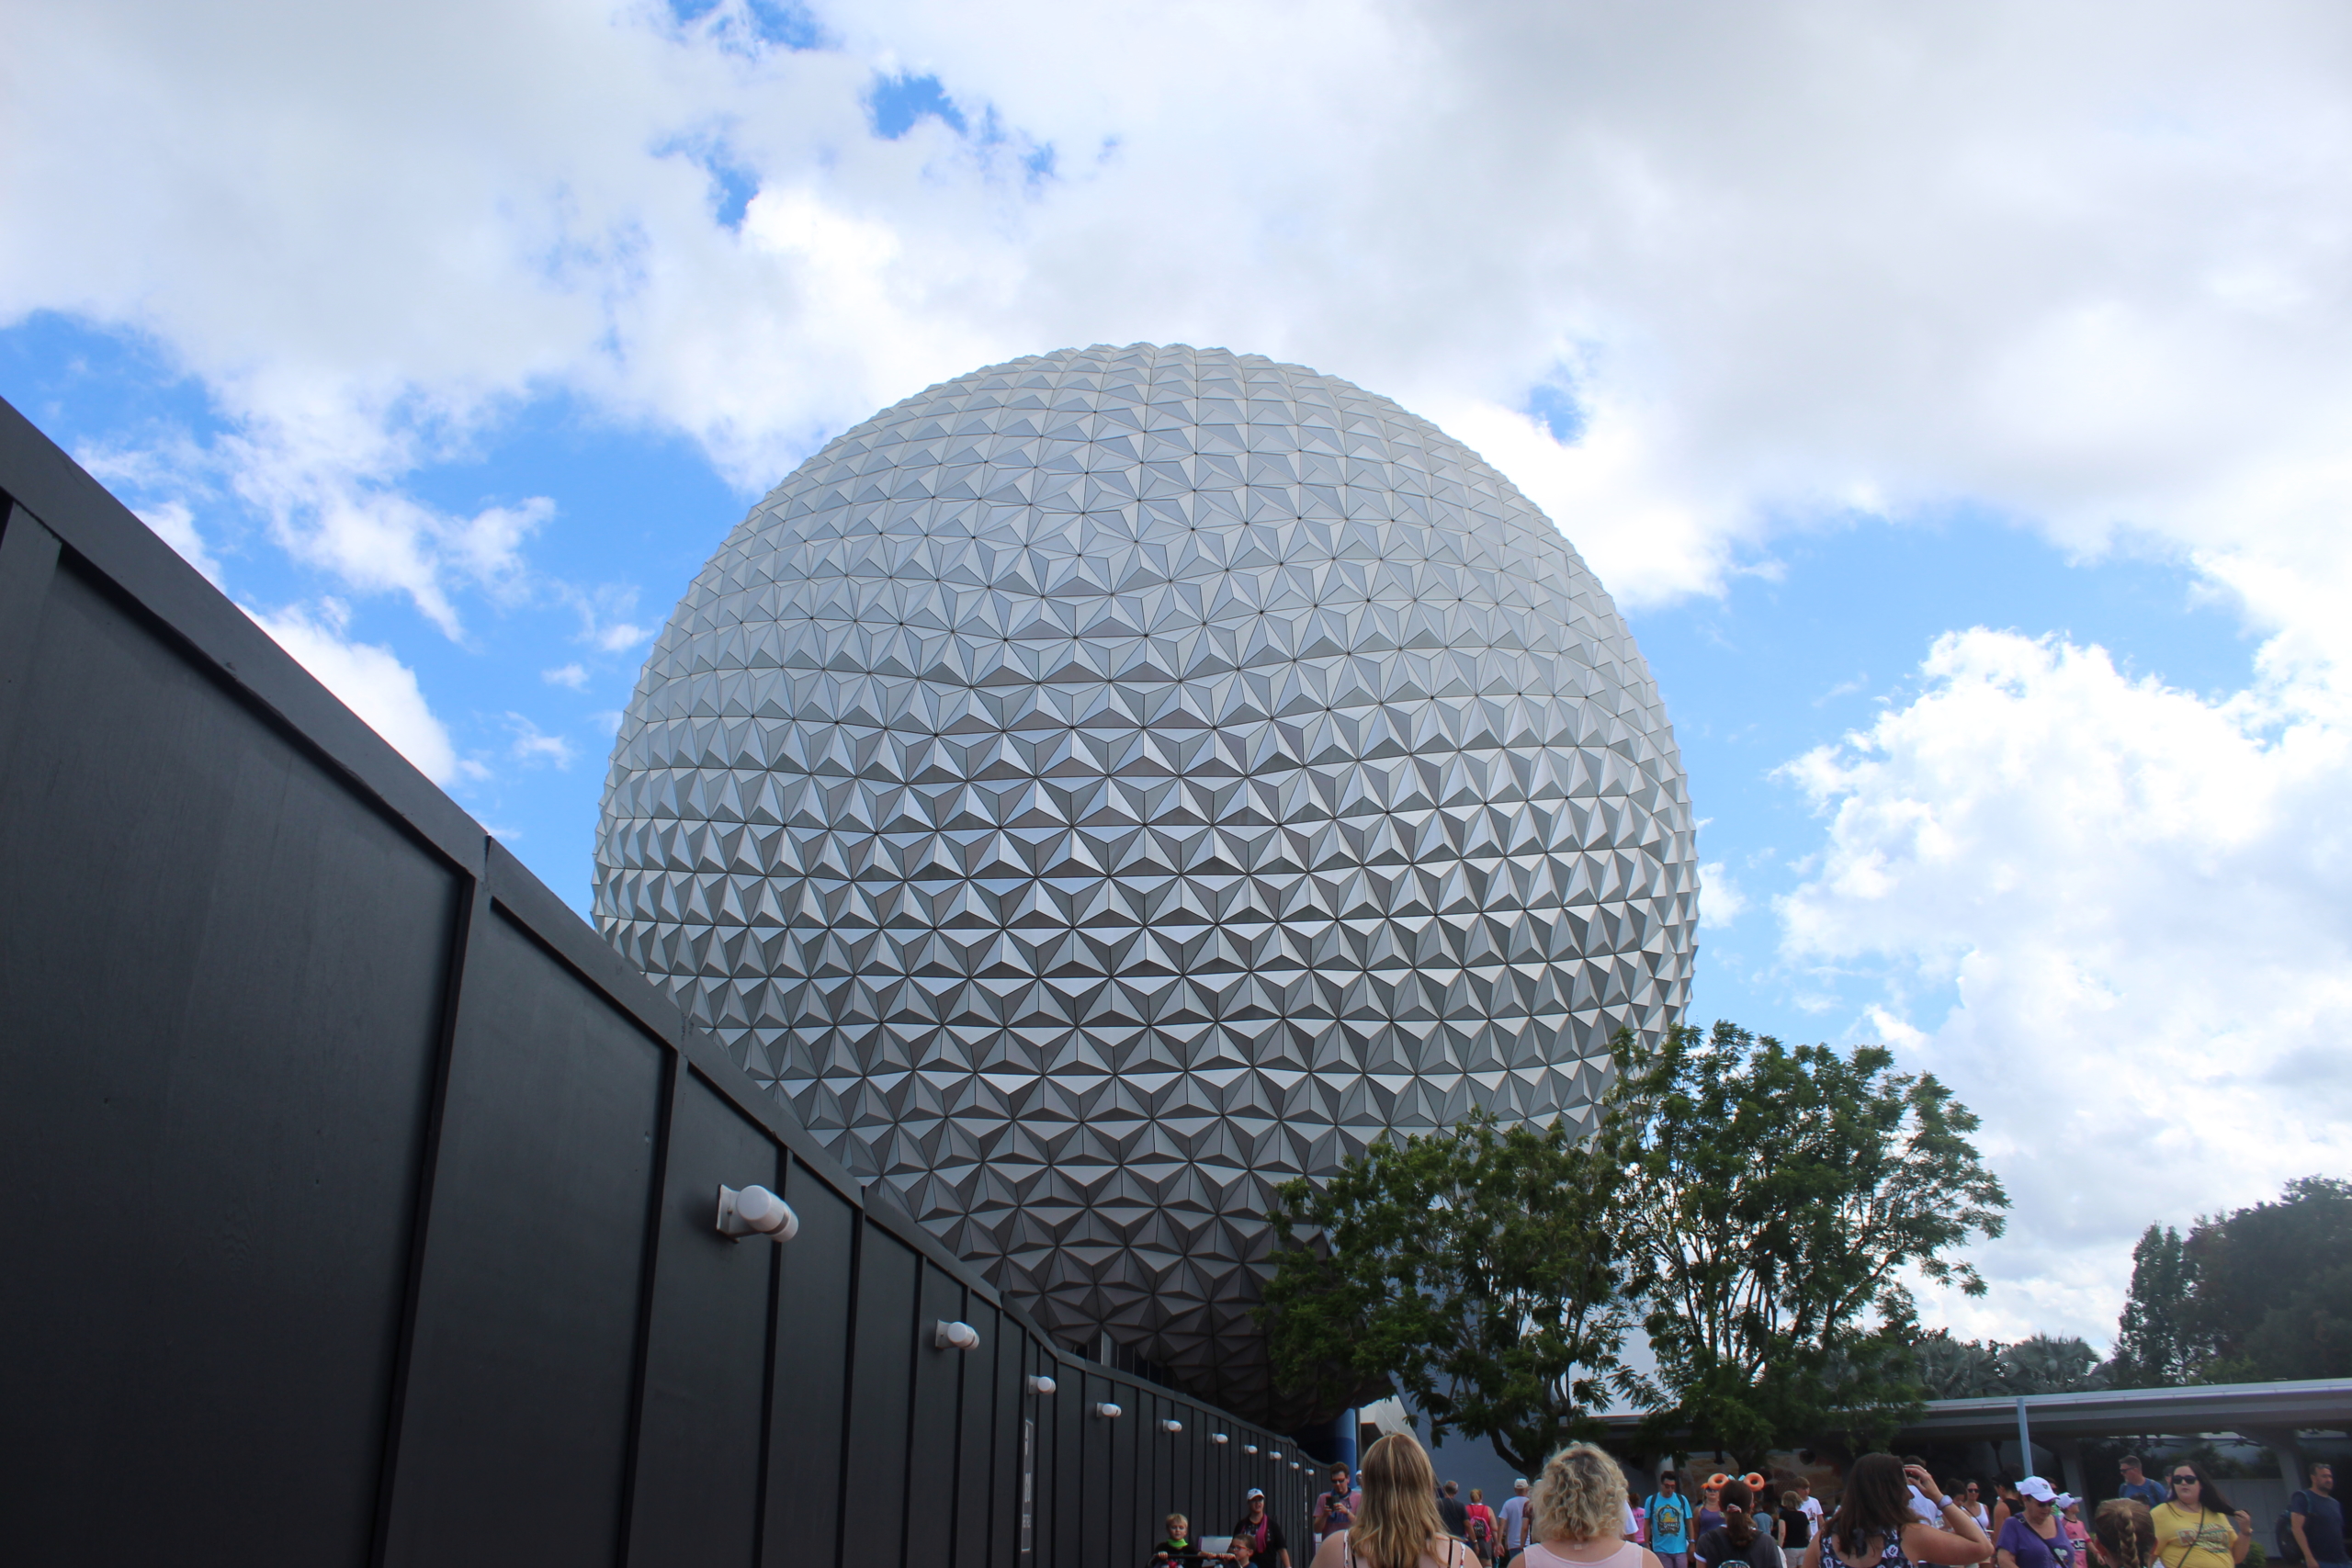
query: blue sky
[{"left": 9, "top": 0, "right": 2352, "bottom": 1347}]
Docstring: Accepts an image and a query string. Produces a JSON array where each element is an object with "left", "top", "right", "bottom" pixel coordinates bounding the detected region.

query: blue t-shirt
[
  {"left": 2121, "top": 1480, "right": 2170, "bottom": 1509},
  {"left": 2294, "top": 1490, "right": 2347, "bottom": 1563},
  {"left": 1648, "top": 1495, "right": 1696, "bottom": 1552}
]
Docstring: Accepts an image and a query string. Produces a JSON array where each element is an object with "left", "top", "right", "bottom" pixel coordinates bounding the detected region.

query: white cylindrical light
[
  {"left": 1025, "top": 1374, "right": 1057, "bottom": 1394},
  {"left": 933, "top": 1320, "right": 979, "bottom": 1351},
  {"left": 1243, "top": 1444, "right": 1258, "bottom": 1455},
  {"left": 1093, "top": 1401, "right": 1123, "bottom": 1419},
  {"left": 1212, "top": 1433, "right": 1228, "bottom": 1445},
  {"left": 716, "top": 1183, "right": 799, "bottom": 1242},
  {"left": 1160, "top": 1418, "right": 1182, "bottom": 1433}
]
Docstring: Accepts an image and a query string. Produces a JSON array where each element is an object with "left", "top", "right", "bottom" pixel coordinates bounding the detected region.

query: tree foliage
[
  {"left": 2188, "top": 1177, "right": 2352, "bottom": 1382},
  {"left": 1914, "top": 1329, "right": 2108, "bottom": 1398},
  {"left": 1597, "top": 1021, "right": 2009, "bottom": 1464},
  {"left": 1258, "top": 1019, "right": 2009, "bottom": 1471},
  {"left": 1260, "top": 1112, "right": 1631, "bottom": 1474},
  {"left": 2111, "top": 1224, "right": 2204, "bottom": 1387},
  {"left": 2108, "top": 1178, "right": 2352, "bottom": 1385}
]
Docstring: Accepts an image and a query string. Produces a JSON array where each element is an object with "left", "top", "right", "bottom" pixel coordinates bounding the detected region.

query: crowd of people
[{"left": 1150, "top": 1439, "right": 2350, "bottom": 1568}]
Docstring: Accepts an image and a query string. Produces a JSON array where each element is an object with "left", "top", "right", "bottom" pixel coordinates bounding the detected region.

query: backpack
[{"left": 2277, "top": 1495, "right": 2307, "bottom": 1566}]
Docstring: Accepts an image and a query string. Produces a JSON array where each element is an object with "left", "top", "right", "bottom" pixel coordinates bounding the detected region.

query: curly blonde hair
[{"left": 1532, "top": 1442, "right": 1629, "bottom": 1544}]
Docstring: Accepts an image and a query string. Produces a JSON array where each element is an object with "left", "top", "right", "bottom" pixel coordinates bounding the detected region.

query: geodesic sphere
[{"left": 595, "top": 344, "right": 1695, "bottom": 1422}]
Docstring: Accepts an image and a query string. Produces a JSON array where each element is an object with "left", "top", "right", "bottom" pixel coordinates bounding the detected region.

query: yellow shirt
[{"left": 2150, "top": 1504, "right": 2239, "bottom": 1568}]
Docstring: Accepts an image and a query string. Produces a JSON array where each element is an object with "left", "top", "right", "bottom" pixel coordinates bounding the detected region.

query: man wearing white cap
[{"left": 1501, "top": 1477, "right": 1534, "bottom": 1562}]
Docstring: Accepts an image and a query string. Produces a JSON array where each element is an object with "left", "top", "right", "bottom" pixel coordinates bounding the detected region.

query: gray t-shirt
[{"left": 1502, "top": 1496, "right": 1532, "bottom": 1549}]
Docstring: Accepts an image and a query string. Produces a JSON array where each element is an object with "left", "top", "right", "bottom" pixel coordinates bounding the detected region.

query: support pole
[
  {"left": 2057, "top": 1439, "right": 2087, "bottom": 1501},
  {"left": 2017, "top": 1397, "right": 2034, "bottom": 1479}
]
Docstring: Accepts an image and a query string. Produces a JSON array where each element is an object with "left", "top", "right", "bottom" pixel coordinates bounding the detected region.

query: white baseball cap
[
  {"left": 2018, "top": 1478, "right": 2059, "bottom": 1504},
  {"left": 1246, "top": 1488, "right": 1265, "bottom": 1500}
]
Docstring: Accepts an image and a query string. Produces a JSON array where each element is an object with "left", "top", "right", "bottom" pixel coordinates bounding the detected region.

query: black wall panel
[
  {"left": 381, "top": 908, "right": 665, "bottom": 1568},
  {"left": 992, "top": 1334, "right": 1029, "bottom": 1568},
  {"left": 906, "top": 1263, "right": 968, "bottom": 1567},
  {"left": 0, "top": 556, "right": 456, "bottom": 1567},
  {"left": 955, "top": 1301, "right": 1002, "bottom": 1568},
  {"left": 627, "top": 1067, "right": 786, "bottom": 1568},
  {"left": 0, "top": 398, "right": 1301, "bottom": 1568},
  {"left": 844, "top": 1229, "right": 920, "bottom": 1568},
  {"left": 1055, "top": 1372, "right": 1085, "bottom": 1568},
  {"left": 1114, "top": 1377, "right": 1142, "bottom": 1562},
  {"left": 763, "top": 1162, "right": 857, "bottom": 1568}
]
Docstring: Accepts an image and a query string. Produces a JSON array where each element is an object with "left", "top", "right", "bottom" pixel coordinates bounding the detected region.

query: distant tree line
[
  {"left": 2109, "top": 1176, "right": 2352, "bottom": 1385},
  {"left": 1907, "top": 1330, "right": 2108, "bottom": 1398},
  {"left": 1258, "top": 1021, "right": 2010, "bottom": 1472},
  {"left": 1911, "top": 1176, "right": 2352, "bottom": 1398}
]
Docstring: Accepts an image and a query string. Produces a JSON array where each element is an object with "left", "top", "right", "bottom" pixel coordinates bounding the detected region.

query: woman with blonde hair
[
  {"left": 1312, "top": 1432, "right": 1474, "bottom": 1568},
  {"left": 1507, "top": 1442, "right": 1667, "bottom": 1568}
]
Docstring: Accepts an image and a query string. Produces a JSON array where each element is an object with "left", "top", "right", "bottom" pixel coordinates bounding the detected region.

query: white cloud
[
  {"left": 132, "top": 500, "right": 222, "bottom": 585},
  {"left": 543, "top": 661, "right": 590, "bottom": 689},
  {"left": 561, "top": 583, "right": 651, "bottom": 654},
  {"left": 1776, "top": 628, "right": 2352, "bottom": 1343},
  {"left": 1696, "top": 861, "right": 1748, "bottom": 929},
  {"left": 244, "top": 599, "right": 462, "bottom": 784},
  {"left": 505, "top": 713, "right": 577, "bottom": 769},
  {"left": 227, "top": 435, "right": 553, "bottom": 638},
  {"left": 14, "top": 0, "right": 2352, "bottom": 626}
]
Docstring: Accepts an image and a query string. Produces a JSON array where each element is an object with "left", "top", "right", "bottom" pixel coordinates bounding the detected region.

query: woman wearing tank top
[
  {"left": 1799, "top": 1458, "right": 1989, "bottom": 1568},
  {"left": 1506, "top": 1442, "right": 1664, "bottom": 1568},
  {"left": 1311, "top": 1432, "right": 1476, "bottom": 1568}
]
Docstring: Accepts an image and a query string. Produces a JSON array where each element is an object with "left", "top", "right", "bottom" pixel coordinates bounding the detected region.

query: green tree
[
  {"left": 1260, "top": 1112, "right": 1631, "bottom": 1474},
  {"left": 1912, "top": 1331, "right": 2106, "bottom": 1399},
  {"left": 2000, "top": 1334, "right": 2108, "bottom": 1393},
  {"left": 1913, "top": 1329, "right": 2005, "bottom": 1399},
  {"left": 1599, "top": 1021, "right": 2008, "bottom": 1464},
  {"left": 2239, "top": 1259, "right": 2352, "bottom": 1379},
  {"left": 2188, "top": 1177, "right": 2352, "bottom": 1381},
  {"left": 2110, "top": 1224, "right": 2203, "bottom": 1387}
]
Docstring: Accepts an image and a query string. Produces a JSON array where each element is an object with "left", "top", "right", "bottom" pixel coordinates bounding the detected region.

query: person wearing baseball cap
[
  {"left": 1996, "top": 1477, "right": 2078, "bottom": 1568},
  {"left": 1233, "top": 1487, "right": 1290, "bottom": 1568}
]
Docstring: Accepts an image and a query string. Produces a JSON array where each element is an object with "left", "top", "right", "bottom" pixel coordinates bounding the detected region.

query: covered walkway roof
[
  {"left": 1894, "top": 1377, "right": 2351, "bottom": 1440},
  {"left": 1596, "top": 1377, "right": 2351, "bottom": 1448}
]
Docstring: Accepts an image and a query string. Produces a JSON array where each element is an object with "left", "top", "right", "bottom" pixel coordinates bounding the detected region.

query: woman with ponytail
[
  {"left": 1694, "top": 1477, "right": 1783, "bottom": 1568},
  {"left": 1310, "top": 1432, "right": 1473, "bottom": 1568},
  {"left": 1798, "top": 1455, "right": 1990, "bottom": 1568}
]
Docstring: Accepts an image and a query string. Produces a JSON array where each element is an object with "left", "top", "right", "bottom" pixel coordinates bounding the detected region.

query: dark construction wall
[{"left": 0, "top": 396, "right": 1315, "bottom": 1568}]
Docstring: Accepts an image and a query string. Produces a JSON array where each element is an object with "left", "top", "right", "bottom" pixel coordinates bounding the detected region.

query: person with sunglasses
[
  {"left": 2148, "top": 1462, "right": 2251, "bottom": 1568},
  {"left": 1996, "top": 1478, "right": 2077, "bottom": 1568}
]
